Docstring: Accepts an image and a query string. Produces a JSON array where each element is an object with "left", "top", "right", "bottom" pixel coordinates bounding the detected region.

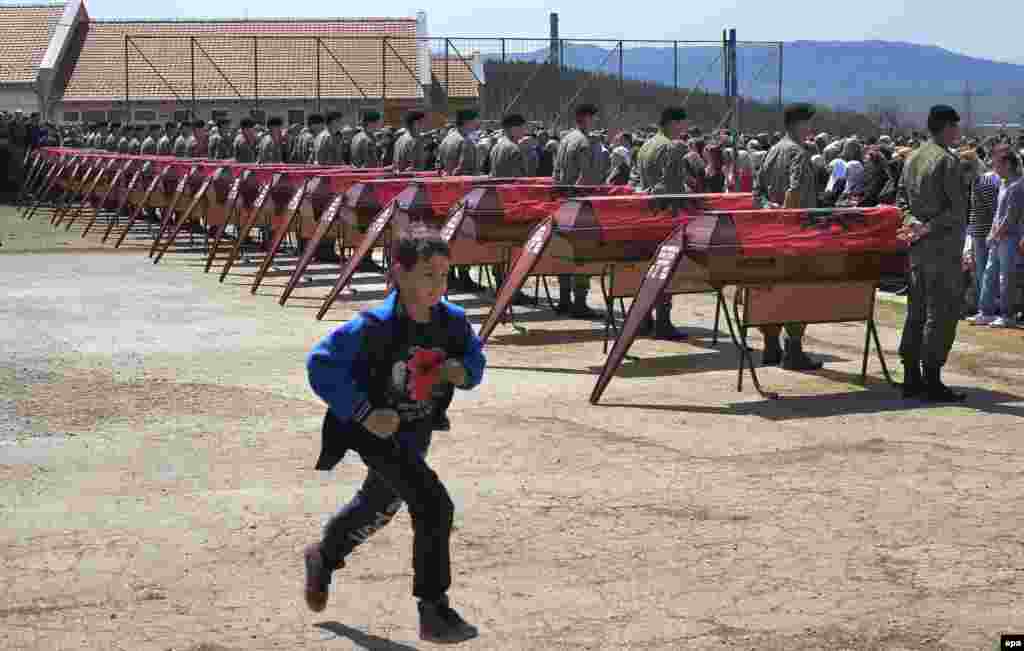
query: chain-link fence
[{"left": 119, "top": 35, "right": 787, "bottom": 132}]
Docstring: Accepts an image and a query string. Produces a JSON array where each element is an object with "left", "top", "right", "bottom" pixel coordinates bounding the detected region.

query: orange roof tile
[
  {"left": 0, "top": 2, "right": 64, "bottom": 84},
  {"left": 430, "top": 55, "right": 481, "bottom": 99},
  {"left": 59, "top": 18, "right": 424, "bottom": 102}
]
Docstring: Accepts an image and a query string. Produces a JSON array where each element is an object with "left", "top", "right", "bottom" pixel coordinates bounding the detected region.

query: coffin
[
  {"left": 389, "top": 176, "right": 556, "bottom": 230},
  {"left": 545, "top": 193, "right": 756, "bottom": 263},
  {"left": 683, "top": 206, "right": 904, "bottom": 285},
  {"left": 454, "top": 184, "right": 636, "bottom": 243}
]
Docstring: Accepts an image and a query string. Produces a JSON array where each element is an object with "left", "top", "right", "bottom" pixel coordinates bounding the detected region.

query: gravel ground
[{"left": 2, "top": 205, "right": 1023, "bottom": 651}]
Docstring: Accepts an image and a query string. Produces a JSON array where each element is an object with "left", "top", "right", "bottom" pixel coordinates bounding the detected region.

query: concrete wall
[{"left": 0, "top": 87, "right": 41, "bottom": 113}]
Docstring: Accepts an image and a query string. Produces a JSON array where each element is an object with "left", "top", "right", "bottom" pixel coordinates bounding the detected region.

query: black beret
[
  {"left": 110, "top": 122, "right": 121, "bottom": 128},
  {"left": 326, "top": 111, "right": 343, "bottom": 123},
  {"left": 164, "top": 121, "right": 176, "bottom": 130},
  {"left": 362, "top": 110, "right": 382, "bottom": 124},
  {"left": 575, "top": 103, "right": 599, "bottom": 117},
  {"left": 659, "top": 107, "right": 687, "bottom": 126},
  {"left": 267, "top": 116, "right": 283, "bottom": 128},
  {"left": 218, "top": 118, "right": 231, "bottom": 127},
  {"left": 149, "top": 124, "right": 161, "bottom": 131},
  {"left": 783, "top": 102, "right": 816, "bottom": 126},
  {"left": 404, "top": 110, "right": 426, "bottom": 126},
  {"left": 455, "top": 108, "right": 479, "bottom": 125},
  {"left": 239, "top": 117, "right": 255, "bottom": 129},
  {"left": 307, "top": 113, "right": 325, "bottom": 125},
  {"left": 928, "top": 104, "right": 960, "bottom": 125},
  {"left": 501, "top": 113, "right": 526, "bottom": 128},
  {"left": 192, "top": 120, "right": 205, "bottom": 129}
]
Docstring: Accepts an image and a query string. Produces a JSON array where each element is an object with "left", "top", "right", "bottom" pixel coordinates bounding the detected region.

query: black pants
[{"left": 320, "top": 426, "right": 453, "bottom": 601}]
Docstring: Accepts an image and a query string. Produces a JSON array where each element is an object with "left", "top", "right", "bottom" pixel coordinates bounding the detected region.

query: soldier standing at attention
[
  {"left": 755, "top": 103, "right": 823, "bottom": 371},
  {"left": 349, "top": 111, "right": 382, "bottom": 168},
  {"left": 896, "top": 105, "right": 968, "bottom": 402},
  {"left": 173, "top": 121, "right": 192, "bottom": 158},
  {"left": 552, "top": 103, "right": 602, "bottom": 319},
  {"left": 489, "top": 114, "right": 528, "bottom": 178},
  {"left": 393, "top": 111, "right": 426, "bottom": 172},
  {"left": 293, "top": 114, "right": 322, "bottom": 164},
  {"left": 313, "top": 112, "right": 342, "bottom": 165},
  {"left": 438, "top": 109, "right": 479, "bottom": 176},
  {"left": 118, "top": 126, "right": 133, "bottom": 154},
  {"left": 233, "top": 118, "right": 257, "bottom": 163},
  {"left": 140, "top": 124, "right": 160, "bottom": 155},
  {"left": 104, "top": 123, "right": 120, "bottom": 152},
  {"left": 186, "top": 120, "right": 207, "bottom": 158},
  {"left": 437, "top": 108, "right": 481, "bottom": 291},
  {"left": 631, "top": 106, "right": 691, "bottom": 340},
  {"left": 257, "top": 117, "right": 286, "bottom": 164},
  {"left": 128, "top": 125, "right": 143, "bottom": 154},
  {"left": 157, "top": 122, "right": 175, "bottom": 156}
]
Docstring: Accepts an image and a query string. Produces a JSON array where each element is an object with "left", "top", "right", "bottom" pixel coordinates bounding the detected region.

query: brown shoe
[{"left": 304, "top": 543, "right": 332, "bottom": 613}]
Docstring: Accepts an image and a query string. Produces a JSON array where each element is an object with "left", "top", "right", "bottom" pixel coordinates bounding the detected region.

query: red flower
[{"left": 407, "top": 349, "right": 446, "bottom": 401}]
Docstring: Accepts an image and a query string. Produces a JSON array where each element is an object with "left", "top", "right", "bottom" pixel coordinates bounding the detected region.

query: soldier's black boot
[
  {"left": 654, "top": 302, "right": 688, "bottom": 340},
  {"left": 555, "top": 279, "right": 572, "bottom": 314},
  {"left": 900, "top": 360, "right": 924, "bottom": 399},
  {"left": 762, "top": 336, "right": 783, "bottom": 366},
  {"left": 922, "top": 365, "right": 966, "bottom": 403},
  {"left": 569, "top": 289, "right": 601, "bottom": 319},
  {"left": 418, "top": 595, "right": 479, "bottom": 644},
  {"left": 781, "top": 337, "right": 824, "bottom": 371},
  {"left": 314, "top": 239, "right": 342, "bottom": 264}
]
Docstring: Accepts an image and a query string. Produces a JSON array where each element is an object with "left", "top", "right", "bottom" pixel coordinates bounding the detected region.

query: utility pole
[{"left": 964, "top": 80, "right": 974, "bottom": 135}]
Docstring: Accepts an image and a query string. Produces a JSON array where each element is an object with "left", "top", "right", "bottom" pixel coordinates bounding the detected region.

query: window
[
  {"left": 134, "top": 110, "right": 156, "bottom": 122},
  {"left": 83, "top": 110, "right": 106, "bottom": 123},
  {"left": 62, "top": 111, "right": 80, "bottom": 123},
  {"left": 173, "top": 109, "right": 191, "bottom": 123},
  {"left": 250, "top": 109, "right": 266, "bottom": 123},
  {"left": 287, "top": 109, "right": 305, "bottom": 126}
]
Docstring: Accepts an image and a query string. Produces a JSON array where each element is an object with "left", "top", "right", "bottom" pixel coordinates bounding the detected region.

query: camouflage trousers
[{"left": 899, "top": 233, "right": 964, "bottom": 368}]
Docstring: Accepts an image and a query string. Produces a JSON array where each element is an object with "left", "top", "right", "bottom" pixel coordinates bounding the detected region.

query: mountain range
[{"left": 501, "top": 40, "right": 1024, "bottom": 126}]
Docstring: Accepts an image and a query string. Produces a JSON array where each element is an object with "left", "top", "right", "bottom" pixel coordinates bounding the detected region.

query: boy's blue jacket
[{"left": 306, "top": 291, "right": 486, "bottom": 470}]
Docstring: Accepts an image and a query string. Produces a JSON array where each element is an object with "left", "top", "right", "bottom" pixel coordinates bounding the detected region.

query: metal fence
[{"left": 121, "top": 34, "right": 784, "bottom": 131}]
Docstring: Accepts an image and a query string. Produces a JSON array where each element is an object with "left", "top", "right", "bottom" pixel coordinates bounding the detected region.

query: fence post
[
  {"left": 123, "top": 35, "right": 129, "bottom": 121},
  {"left": 618, "top": 41, "right": 624, "bottom": 126},
  {"left": 673, "top": 41, "right": 678, "bottom": 95},
  {"left": 253, "top": 36, "right": 259, "bottom": 111},
  {"left": 315, "top": 37, "right": 321, "bottom": 113},
  {"left": 777, "top": 42, "right": 783, "bottom": 114},
  {"left": 445, "top": 38, "right": 450, "bottom": 112},
  {"left": 382, "top": 37, "right": 387, "bottom": 108},
  {"left": 190, "top": 37, "right": 196, "bottom": 119},
  {"left": 500, "top": 38, "right": 506, "bottom": 122}
]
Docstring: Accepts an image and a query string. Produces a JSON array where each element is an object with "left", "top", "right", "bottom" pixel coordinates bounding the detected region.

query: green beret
[
  {"left": 784, "top": 102, "right": 816, "bottom": 127},
  {"left": 455, "top": 108, "right": 479, "bottom": 126},
  {"left": 659, "top": 107, "right": 687, "bottom": 126},
  {"left": 404, "top": 110, "right": 426, "bottom": 126},
  {"left": 928, "top": 104, "right": 960, "bottom": 125},
  {"left": 266, "top": 116, "right": 283, "bottom": 128},
  {"left": 501, "top": 114, "right": 526, "bottom": 128},
  {"left": 575, "top": 103, "right": 599, "bottom": 117},
  {"left": 362, "top": 110, "right": 382, "bottom": 124}
]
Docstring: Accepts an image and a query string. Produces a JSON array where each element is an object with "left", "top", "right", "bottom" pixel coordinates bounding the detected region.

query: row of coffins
[{"left": 22, "top": 147, "right": 906, "bottom": 401}]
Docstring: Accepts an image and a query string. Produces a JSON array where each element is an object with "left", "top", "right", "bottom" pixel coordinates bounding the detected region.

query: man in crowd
[
  {"left": 157, "top": 122, "right": 176, "bottom": 156},
  {"left": 552, "top": 103, "right": 602, "bottom": 319},
  {"left": 140, "top": 124, "right": 160, "bottom": 155},
  {"left": 393, "top": 111, "right": 426, "bottom": 172},
  {"left": 233, "top": 118, "right": 257, "bottom": 163},
  {"left": 173, "top": 121, "right": 192, "bottom": 158},
  {"left": 313, "top": 112, "right": 342, "bottom": 165},
  {"left": 293, "top": 114, "right": 322, "bottom": 164},
  {"left": 350, "top": 111, "right": 382, "bottom": 168},
  {"left": 438, "top": 108, "right": 482, "bottom": 291},
  {"left": 257, "top": 117, "right": 286, "bottom": 164},
  {"left": 755, "top": 102, "right": 824, "bottom": 371}
]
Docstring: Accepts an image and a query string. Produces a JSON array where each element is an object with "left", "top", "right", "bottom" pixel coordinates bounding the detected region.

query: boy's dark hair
[{"left": 391, "top": 223, "right": 450, "bottom": 272}]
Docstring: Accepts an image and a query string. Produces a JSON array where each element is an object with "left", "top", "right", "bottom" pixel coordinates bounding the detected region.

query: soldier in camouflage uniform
[
  {"left": 257, "top": 117, "right": 285, "bottom": 164},
  {"left": 140, "top": 124, "right": 160, "bottom": 155},
  {"left": 118, "top": 127, "right": 133, "bottom": 154},
  {"left": 293, "top": 115, "right": 321, "bottom": 164},
  {"left": 754, "top": 103, "right": 823, "bottom": 371},
  {"left": 896, "top": 105, "right": 968, "bottom": 402},
  {"left": 489, "top": 114, "right": 527, "bottom": 178},
  {"left": 631, "top": 106, "right": 692, "bottom": 340},
  {"left": 437, "top": 108, "right": 482, "bottom": 290},
  {"left": 157, "top": 122, "right": 175, "bottom": 156},
  {"left": 233, "top": 118, "right": 257, "bottom": 163},
  {"left": 172, "top": 121, "right": 192, "bottom": 158},
  {"left": 349, "top": 111, "right": 382, "bottom": 168},
  {"left": 393, "top": 111, "right": 426, "bottom": 172},
  {"left": 312, "top": 111, "right": 342, "bottom": 165},
  {"left": 187, "top": 120, "right": 207, "bottom": 158},
  {"left": 552, "top": 103, "right": 602, "bottom": 319},
  {"left": 105, "top": 124, "right": 121, "bottom": 152}
]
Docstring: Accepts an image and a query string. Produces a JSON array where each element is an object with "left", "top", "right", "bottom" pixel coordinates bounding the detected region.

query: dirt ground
[{"left": 2, "top": 205, "right": 1023, "bottom": 650}]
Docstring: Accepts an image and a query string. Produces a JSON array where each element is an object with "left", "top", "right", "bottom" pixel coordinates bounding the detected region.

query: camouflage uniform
[
  {"left": 118, "top": 135, "right": 132, "bottom": 154},
  {"left": 488, "top": 135, "right": 527, "bottom": 178},
  {"left": 104, "top": 132, "right": 119, "bottom": 152},
  {"left": 257, "top": 133, "right": 284, "bottom": 164},
  {"left": 172, "top": 134, "right": 189, "bottom": 158},
  {"left": 897, "top": 139, "right": 966, "bottom": 369},
  {"left": 206, "top": 130, "right": 225, "bottom": 160},
  {"left": 437, "top": 128, "right": 477, "bottom": 176},
  {"left": 520, "top": 137, "right": 539, "bottom": 177},
  {"left": 139, "top": 135, "right": 158, "bottom": 156},
  {"left": 392, "top": 130, "right": 424, "bottom": 172},
  {"left": 552, "top": 127, "right": 601, "bottom": 312},
  {"left": 312, "top": 129, "right": 339, "bottom": 165},
  {"left": 349, "top": 128, "right": 379, "bottom": 168},
  {"left": 292, "top": 128, "right": 315, "bottom": 164},
  {"left": 233, "top": 133, "right": 256, "bottom": 163},
  {"left": 632, "top": 131, "right": 691, "bottom": 193},
  {"left": 156, "top": 133, "right": 173, "bottom": 156}
]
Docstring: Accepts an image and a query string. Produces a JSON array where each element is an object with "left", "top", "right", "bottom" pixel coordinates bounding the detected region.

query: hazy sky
[{"left": 83, "top": 0, "right": 1021, "bottom": 63}]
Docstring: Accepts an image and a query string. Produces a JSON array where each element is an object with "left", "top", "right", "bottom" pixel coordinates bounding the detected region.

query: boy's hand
[
  {"left": 439, "top": 359, "right": 467, "bottom": 387},
  {"left": 362, "top": 408, "right": 400, "bottom": 438}
]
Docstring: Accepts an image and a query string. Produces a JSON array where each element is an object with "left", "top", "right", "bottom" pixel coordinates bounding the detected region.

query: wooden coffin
[
  {"left": 683, "top": 206, "right": 903, "bottom": 285},
  {"left": 545, "top": 193, "right": 756, "bottom": 263}
]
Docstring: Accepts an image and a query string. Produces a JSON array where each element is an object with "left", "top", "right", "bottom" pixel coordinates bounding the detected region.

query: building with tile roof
[
  {"left": 0, "top": 1, "right": 70, "bottom": 112},
  {"left": 0, "top": 0, "right": 484, "bottom": 125}
]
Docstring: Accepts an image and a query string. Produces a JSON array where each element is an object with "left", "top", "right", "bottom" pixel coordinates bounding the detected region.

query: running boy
[{"left": 303, "top": 224, "right": 486, "bottom": 644}]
